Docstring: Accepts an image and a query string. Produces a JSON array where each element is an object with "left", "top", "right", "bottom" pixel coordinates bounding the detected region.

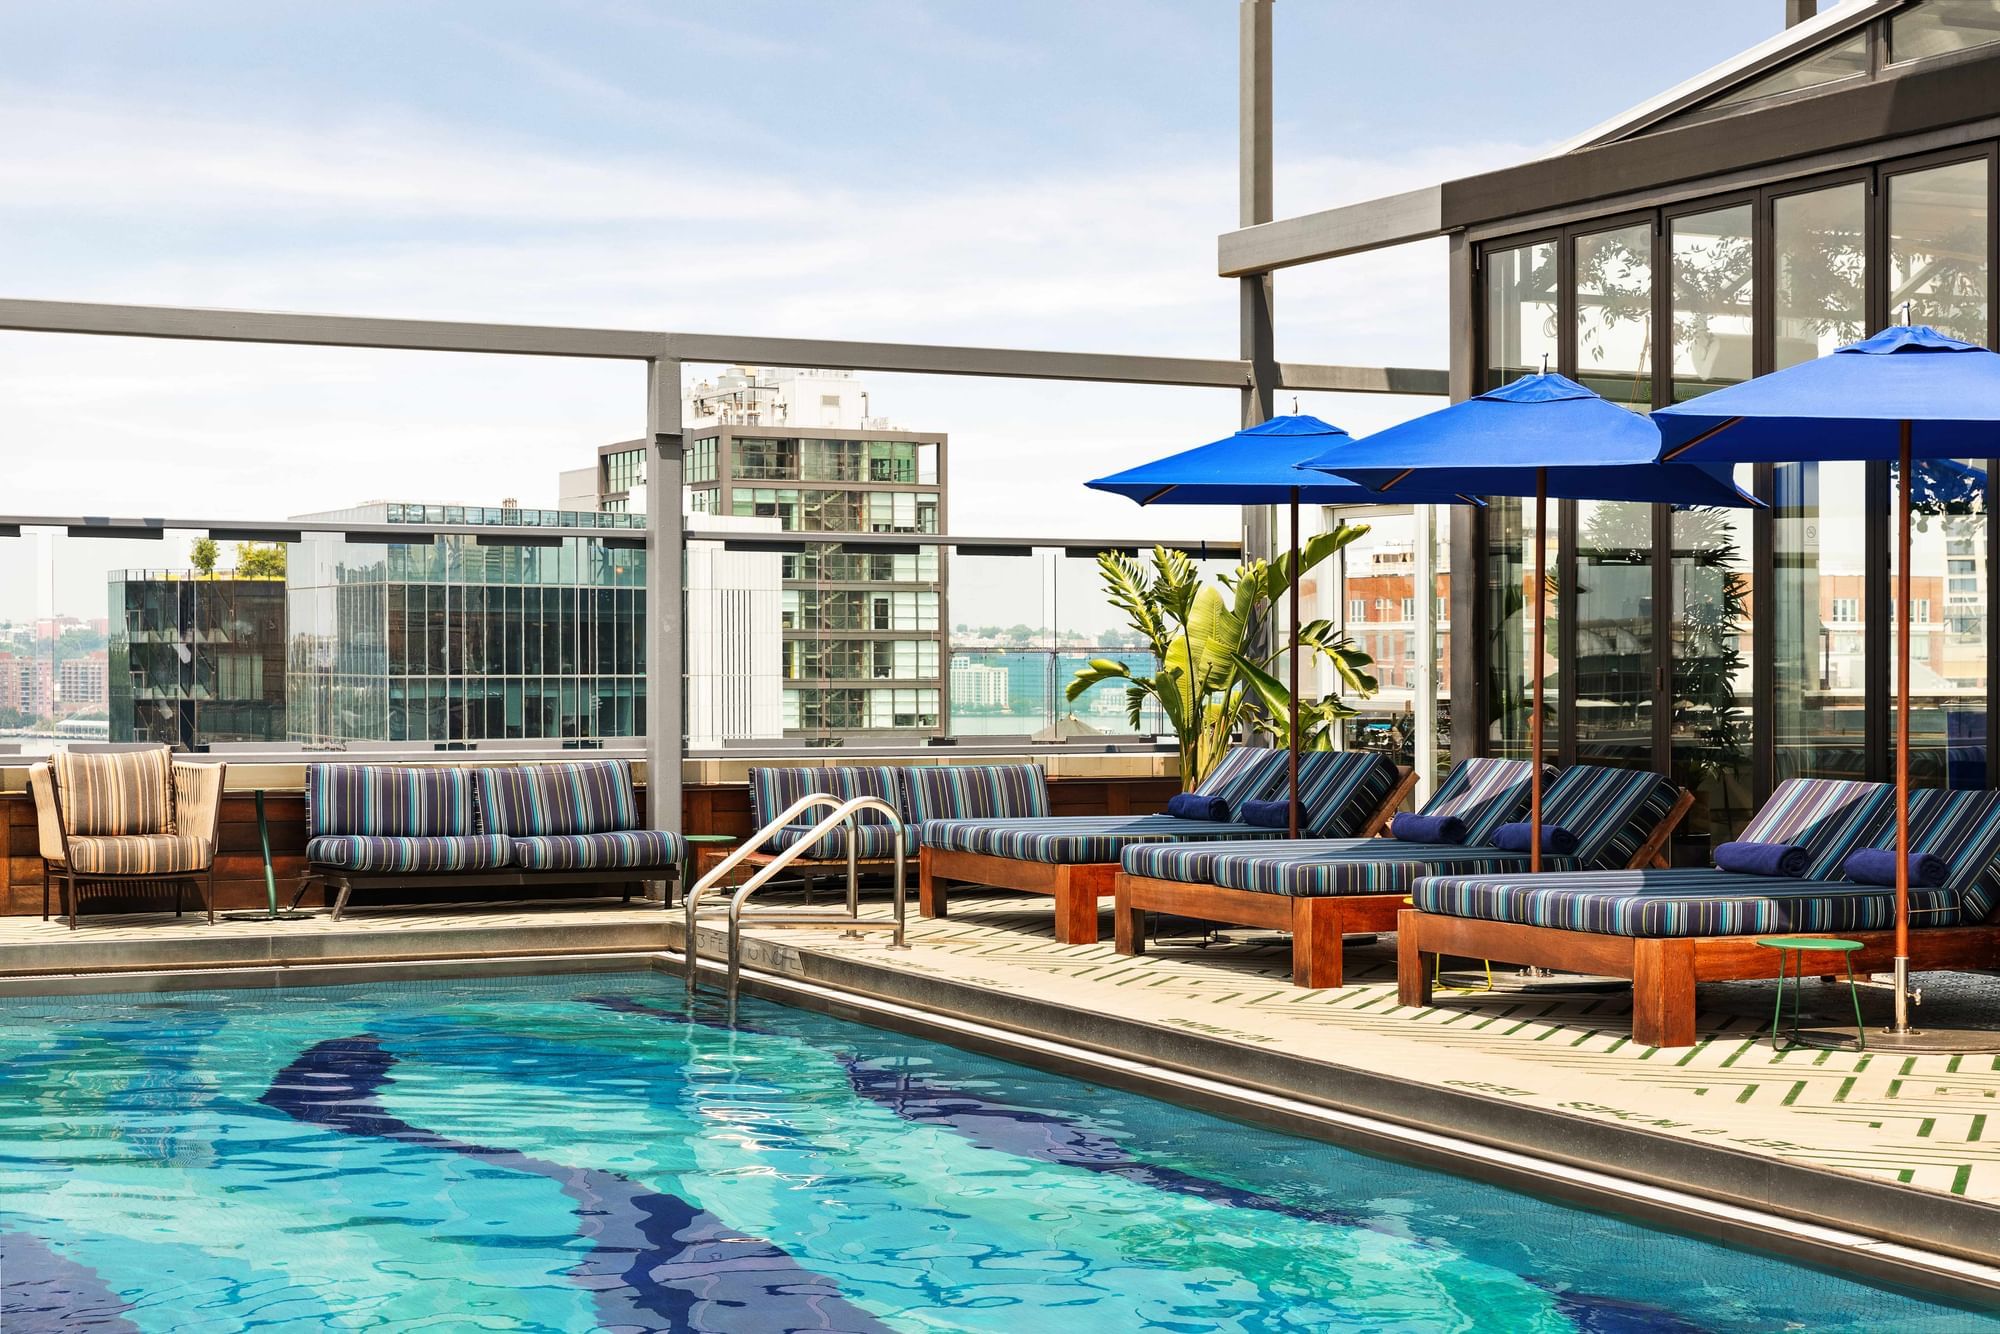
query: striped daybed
[
  {"left": 1115, "top": 760, "right": 1689, "bottom": 987},
  {"left": 1398, "top": 779, "right": 2000, "bottom": 1047},
  {"left": 30, "top": 745, "right": 226, "bottom": 930},
  {"left": 919, "top": 748, "right": 1415, "bottom": 944},
  {"left": 301, "top": 759, "right": 683, "bottom": 920}
]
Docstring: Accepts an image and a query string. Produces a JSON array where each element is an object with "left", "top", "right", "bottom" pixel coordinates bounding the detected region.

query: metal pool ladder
[{"left": 682, "top": 792, "right": 910, "bottom": 1003}]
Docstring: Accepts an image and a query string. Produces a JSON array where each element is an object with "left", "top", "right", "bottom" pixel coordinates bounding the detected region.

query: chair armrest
[
  {"left": 28, "top": 764, "right": 66, "bottom": 863},
  {"left": 173, "top": 761, "right": 227, "bottom": 842}
]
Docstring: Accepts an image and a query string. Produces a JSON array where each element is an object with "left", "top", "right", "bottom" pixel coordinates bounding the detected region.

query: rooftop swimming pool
[{"left": 0, "top": 971, "right": 1988, "bottom": 1332}]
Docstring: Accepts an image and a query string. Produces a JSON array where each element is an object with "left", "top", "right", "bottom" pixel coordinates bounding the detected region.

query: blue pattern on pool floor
[{"left": 0, "top": 972, "right": 1988, "bottom": 1332}]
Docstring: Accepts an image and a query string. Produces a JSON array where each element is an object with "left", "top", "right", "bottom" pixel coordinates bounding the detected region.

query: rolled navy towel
[
  {"left": 1240, "top": 798, "right": 1291, "bottom": 829},
  {"left": 1712, "top": 841, "right": 1809, "bottom": 877},
  {"left": 1841, "top": 847, "right": 1950, "bottom": 889},
  {"left": 1167, "top": 791, "right": 1231, "bottom": 822},
  {"left": 1391, "top": 812, "right": 1466, "bottom": 844},
  {"left": 1491, "top": 822, "right": 1579, "bottom": 855}
]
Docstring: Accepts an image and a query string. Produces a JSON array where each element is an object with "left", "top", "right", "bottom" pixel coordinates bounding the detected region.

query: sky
[{"left": 0, "top": 0, "right": 1787, "bottom": 620}]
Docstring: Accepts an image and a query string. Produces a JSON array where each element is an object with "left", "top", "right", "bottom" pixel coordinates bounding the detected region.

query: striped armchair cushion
[
  {"left": 926, "top": 815, "right": 1283, "bottom": 864},
  {"left": 1411, "top": 867, "right": 1961, "bottom": 938},
  {"left": 900, "top": 765, "right": 1049, "bottom": 824},
  {"left": 1865, "top": 788, "right": 2000, "bottom": 922},
  {"left": 473, "top": 760, "right": 638, "bottom": 837},
  {"left": 53, "top": 747, "right": 173, "bottom": 837},
  {"left": 1292, "top": 751, "right": 1405, "bottom": 836},
  {"left": 307, "top": 765, "right": 477, "bottom": 839},
  {"left": 1418, "top": 758, "right": 1542, "bottom": 847},
  {"left": 28, "top": 765, "right": 64, "bottom": 863},
  {"left": 67, "top": 833, "right": 213, "bottom": 877},
  {"left": 1188, "top": 747, "right": 1289, "bottom": 813},
  {"left": 1125, "top": 837, "right": 1575, "bottom": 898},
  {"left": 1735, "top": 778, "right": 1895, "bottom": 880},
  {"left": 305, "top": 834, "right": 511, "bottom": 874},
  {"left": 510, "top": 830, "right": 684, "bottom": 872},
  {"left": 762, "top": 821, "right": 917, "bottom": 861},
  {"left": 1534, "top": 765, "right": 1681, "bottom": 868}
]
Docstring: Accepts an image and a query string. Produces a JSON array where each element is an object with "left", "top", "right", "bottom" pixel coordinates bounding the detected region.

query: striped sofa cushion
[
  {"left": 1418, "top": 757, "right": 1542, "bottom": 847},
  {"left": 900, "top": 765, "right": 1049, "bottom": 824},
  {"left": 307, "top": 765, "right": 477, "bottom": 839},
  {"left": 53, "top": 747, "right": 173, "bottom": 837},
  {"left": 1411, "top": 867, "right": 1962, "bottom": 938},
  {"left": 1291, "top": 751, "right": 1405, "bottom": 836},
  {"left": 926, "top": 815, "right": 1287, "bottom": 865},
  {"left": 1735, "top": 778, "right": 1895, "bottom": 879},
  {"left": 1196, "top": 841, "right": 1578, "bottom": 898},
  {"left": 474, "top": 761, "right": 638, "bottom": 837},
  {"left": 510, "top": 830, "right": 685, "bottom": 872},
  {"left": 763, "top": 821, "right": 917, "bottom": 861},
  {"left": 1857, "top": 787, "right": 2000, "bottom": 922},
  {"left": 67, "top": 833, "right": 213, "bottom": 877},
  {"left": 750, "top": 767, "right": 900, "bottom": 829},
  {"left": 305, "top": 834, "right": 512, "bottom": 874},
  {"left": 1535, "top": 765, "right": 1681, "bottom": 868}
]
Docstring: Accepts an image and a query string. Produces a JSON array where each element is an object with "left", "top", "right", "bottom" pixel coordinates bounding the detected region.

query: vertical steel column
[
  {"left": 1785, "top": 0, "right": 1818, "bottom": 28},
  {"left": 645, "top": 354, "right": 685, "bottom": 841},
  {"left": 1446, "top": 233, "right": 1485, "bottom": 771},
  {"left": 1239, "top": 0, "right": 1276, "bottom": 570},
  {"left": 1414, "top": 502, "right": 1439, "bottom": 802}
]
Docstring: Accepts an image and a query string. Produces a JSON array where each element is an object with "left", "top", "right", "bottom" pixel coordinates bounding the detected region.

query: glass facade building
[
  {"left": 1441, "top": 1, "right": 2000, "bottom": 858},
  {"left": 108, "top": 573, "right": 288, "bottom": 746},
  {"left": 285, "top": 503, "right": 648, "bottom": 745}
]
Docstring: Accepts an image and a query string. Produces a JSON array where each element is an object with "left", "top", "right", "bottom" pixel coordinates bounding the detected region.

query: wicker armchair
[{"left": 32, "top": 746, "right": 225, "bottom": 930}]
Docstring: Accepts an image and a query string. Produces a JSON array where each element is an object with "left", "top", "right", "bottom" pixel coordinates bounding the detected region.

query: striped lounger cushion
[
  {"left": 922, "top": 750, "right": 1398, "bottom": 865},
  {"left": 307, "top": 765, "right": 478, "bottom": 838},
  {"left": 1413, "top": 757, "right": 1546, "bottom": 847},
  {"left": 761, "top": 821, "right": 917, "bottom": 861},
  {"left": 67, "top": 833, "right": 213, "bottom": 877},
  {"left": 1410, "top": 779, "right": 2000, "bottom": 938},
  {"left": 1119, "top": 757, "right": 1651, "bottom": 897},
  {"left": 53, "top": 746, "right": 174, "bottom": 837},
  {"left": 303, "top": 834, "right": 514, "bottom": 874},
  {"left": 510, "top": 830, "right": 684, "bottom": 871}
]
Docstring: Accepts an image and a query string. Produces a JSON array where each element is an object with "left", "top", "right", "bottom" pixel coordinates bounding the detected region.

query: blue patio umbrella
[
  {"left": 1655, "top": 324, "right": 2000, "bottom": 1035},
  {"left": 1088, "top": 414, "right": 1480, "bottom": 836},
  {"left": 1301, "top": 373, "right": 1760, "bottom": 871}
]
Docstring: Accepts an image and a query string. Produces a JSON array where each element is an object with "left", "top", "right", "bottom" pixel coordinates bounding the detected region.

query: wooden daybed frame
[
  {"left": 1115, "top": 788, "right": 1693, "bottom": 988},
  {"left": 1396, "top": 908, "right": 2000, "bottom": 1048},
  {"left": 919, "top": 769, "right": 1417, "bottom": 946}
]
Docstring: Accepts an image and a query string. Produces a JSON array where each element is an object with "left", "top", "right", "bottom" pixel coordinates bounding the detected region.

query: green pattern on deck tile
[{"left": 726, "top": 890, "right": 2000, "bottom": 1205}]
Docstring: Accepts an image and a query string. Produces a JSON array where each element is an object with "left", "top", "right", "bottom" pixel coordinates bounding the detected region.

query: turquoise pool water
[{"left": 0, "top": 973, "right": 1988, "bottom": 1332}]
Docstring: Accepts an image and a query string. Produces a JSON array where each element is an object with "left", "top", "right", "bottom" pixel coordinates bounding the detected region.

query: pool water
[{"left": 0, "top": 973, "right": 1988, "bottom": 1332}]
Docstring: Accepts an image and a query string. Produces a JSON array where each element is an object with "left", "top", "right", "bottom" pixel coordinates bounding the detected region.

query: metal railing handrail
[{"left": 681, "top": 792, "right": 908, "bottom": 1001}]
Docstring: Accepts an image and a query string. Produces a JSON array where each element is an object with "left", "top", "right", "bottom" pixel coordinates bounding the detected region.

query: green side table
[
  {"left": 682, "top": 834, "right": 739, "bottom": 908},
  {"left": 1757, "top": 936, "right": 1866, "bottom": 1052}
]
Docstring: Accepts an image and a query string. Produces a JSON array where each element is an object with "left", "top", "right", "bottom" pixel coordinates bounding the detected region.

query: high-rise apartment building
[
  {"left": 285, "top": 503, "right": 649, "bottom": 745},
  {"left": 108, "top": 573, "right": 287, "bottom": 745},
  {"left": 0, "top": 653, "right": 54, "bottom": 721},
  {"left": 57, "top": 651, "right": 108, "bottom": 714},
  {"left": 586, "top": 368, "right": 948, "bottom": 742}
]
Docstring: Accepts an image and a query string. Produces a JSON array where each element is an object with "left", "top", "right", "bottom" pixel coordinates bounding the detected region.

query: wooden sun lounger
[
  {"left": 919, "top": 768, "right": 1418, "bottom": 946},
  {"left": 1396, "top": 909, "right": 2000, "bottom": 1048},
  {"left": 1115, "top": 788, "right": 1692, "bottom": 988}
]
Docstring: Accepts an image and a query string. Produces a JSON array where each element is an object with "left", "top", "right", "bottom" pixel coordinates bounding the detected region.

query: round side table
[
  {"left": 683, "top": 834, "right": 740, "bottom": 905},
  {"left": 1756, "top": 936, "right": 1866, "bottom": 1051}
]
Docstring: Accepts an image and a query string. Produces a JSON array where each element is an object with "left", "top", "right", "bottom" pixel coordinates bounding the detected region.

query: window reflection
[
  {"left": 1893, "top": 457, "right": 1991, "bottom": 789},
  {"left": 1891, "top": 0, "right": 2000, "bottom": 64},
  {"left": 1774, "top": 182, "right": 1867, "bottom": 369},
  {"left": 1773, "top": 461, "right": 1869, "bottom": 782},
  {"left": 1573, "top": 223, "right": 1653, "bottom": 410},
  {"left": 1889, "top": 159, "right": 1990, "bottom": 343},
  {"left": 1484, "top": 242, "right": 1558, "bottom": 388},
  {"left": 1571, "top": 501, "right": 1655, "bottom": 769},
  {"left": 1671, "top": 204, "right": 1754, "bottom": 401},
  {"left": 1670, "top": 486, "right": 1756, "bottom": 849}
]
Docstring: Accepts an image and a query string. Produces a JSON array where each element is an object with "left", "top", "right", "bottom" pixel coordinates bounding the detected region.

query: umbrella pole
[
  {"left": 1531, "top": 468, "right": 1546, "bottom": 874},
  {"left": 1289, "top": 488, "right": 1302, "bottom": 839},
  {"left": 1893, "top": 424, "right": 1913, "bottom": 1033}
]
